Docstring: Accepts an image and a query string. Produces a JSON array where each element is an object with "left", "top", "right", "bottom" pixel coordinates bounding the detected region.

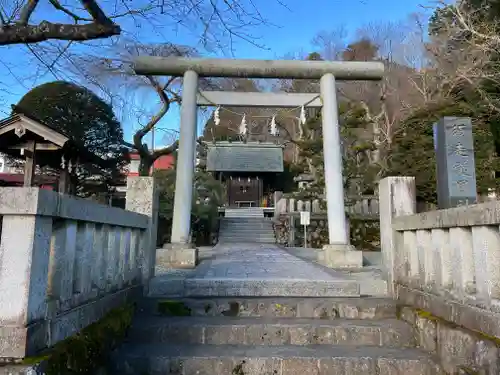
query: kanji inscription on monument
[{"left": 435, "top": 117, "right": 477, "bottom": 208}]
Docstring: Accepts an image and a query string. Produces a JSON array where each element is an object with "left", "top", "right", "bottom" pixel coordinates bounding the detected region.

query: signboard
[
  {"left": 435, "top": 117, "right": 477, "bottom": 208},
  {"left": 300, "top": 211, "right": 310, "bottom": 226}
]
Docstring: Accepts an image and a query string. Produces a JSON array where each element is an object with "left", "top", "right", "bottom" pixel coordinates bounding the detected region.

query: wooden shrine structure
[
  {"left": 206, "top": 141, "right": 284, "bottom": 208},
  {"left": 0, "top": 110, "right": 107, "bottom": 194}
]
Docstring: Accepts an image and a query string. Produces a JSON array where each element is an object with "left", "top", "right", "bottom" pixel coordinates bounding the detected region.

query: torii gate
[{"left": 134, "top": 57, "right": 384, "bottom": 267}]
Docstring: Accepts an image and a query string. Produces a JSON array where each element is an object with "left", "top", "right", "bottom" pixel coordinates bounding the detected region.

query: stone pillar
[
  {"left": 0, "top": 205, "right": 52, "bottom": 357},
  {"left": 319, "top": 73, "right": 362, "bottom": 268},
  {"left": 125, "top": 176, "right": 159, "bottom": 291},
  {"left": 163, "top": 70, "right": 199, "bottom": 268},
  {"left": 171, "top": 70, "right": 198, "bottom": 243},
  {"left": 378, "top": 177, "right": 416, "bottom": 295}
]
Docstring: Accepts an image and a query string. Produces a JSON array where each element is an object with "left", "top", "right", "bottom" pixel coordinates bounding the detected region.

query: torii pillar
[{"left": 134, "top": 57, "right": 384, "bottom": 269}]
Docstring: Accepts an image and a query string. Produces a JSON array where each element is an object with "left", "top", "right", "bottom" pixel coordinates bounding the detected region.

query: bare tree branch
[
  {"left": 1, "top": 0, "right": 121, "bottom": 45},
  {"left": 48, "top": 0, "right": 92, "bottom": 22},
  {"left": 17, "top": 0, "right": 39, "bottom": 25},
  {"left": 1, "top": 0, "right": 283, "bottom": 49},
  {"left": 152, "top": 140, "right": 179, "bottom": 160},
  {"left": 0, "top": 21, "right": 120, "bottom": 45},
  {"left": 133, "top": 75, "right": 173, "bottom": 152}
]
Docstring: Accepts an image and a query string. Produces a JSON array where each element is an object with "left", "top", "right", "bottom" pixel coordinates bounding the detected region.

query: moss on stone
[
  {"left": 415, "top": 309, "right": 441, "bottom": 322},
  {"left": 21, "top": 354, "right": 51, "bottom": 365},
  {"left": 471, "top": 329, "right": 500, "bottom": 347},
  {"left": 22, "top": 303, "right": 135, "bottom": 374},
  {"left": 404, "top": 305, "right": 500, "bottom": 348},
  {"left": 232, "top": 360, "right": 246, "bottom": 375},
  {"left": 458, "top": 367, "right": 480, "bottom": 375},
  {"left": 395, "top": 305, "right": 404, "bottom": 320},
  {"left": 157, "top": 300, "right": 192, "bottom": 316}
]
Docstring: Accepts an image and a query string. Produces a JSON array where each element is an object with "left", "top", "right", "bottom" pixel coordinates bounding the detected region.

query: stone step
[
  {"left": 218, "top": 238, "right": 275, "bottom": 242},
  {"left": 219, "top": 224, "right": 274, "bottom": 229},
  {"left": 221, "top": 219, "right": 273, "bottom": 222},
  {"left": 218, "top": 234, "right": 275, "bottom": 237},
  {"left": 220, "top": 218, "right": 273, "bottom": 223},
  {"left": 218, "top": 236, "right": 275, "bottom": 242},
  {"left": 219, "top": 227, "right": 272, "bottom": 231},
  {"left": 225, "top": 213, "right": 265, "bottom": 218},
  {"left": 223, "top": 217, "right": 266, "bottom": 219},
  {"left": 218, "top": 233, "right": 274, "bottom": 237},
  {"left": 219, "top": 228, "right": 274, "bottom": 233},
  {"left": 221, "top": 219, "right": 272, "bottom": 222},
  {"left": 128, "top": 316, "right": 415, "bottom": 347},
  {"left": 218, "top": 232, "right": 275, "bottom": 237},
  {"left": 220, "top": 223, "right": 271, "bottom": 226},
  {"left": 216, "top": 243, "right": 277, "bottom": 246},
  {"left": 140, "top": 297, "right": 398, "bottom": 319},
  {"left": 182, "top": 278, "right": 359, "bottom": 297},
  {"left": 218, "top": 242, "right": 276, "bottom": 246},
  {"left": 219, "top": 228, "right": 273, "bottom": 231},
  {"left": 111, "top": 344, "right": 442, "bottom": 375},
  {"left": 219, "top": 235, "right": 274, "bottom": 238},
  {"left": 221, "top": 223, "right": 273, "bottom": 225},
  {"left": 219, "top": 234, "right": 274, "bottom": 238},
  {"left": 219, "top": 228, "right": 274, "bottom": 232},
  {"left": 224, "top": 210, "right": 264, "bottom": 212}
]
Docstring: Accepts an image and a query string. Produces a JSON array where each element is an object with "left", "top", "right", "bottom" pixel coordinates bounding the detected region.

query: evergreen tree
[
  {"left": 389, "top": 100, "right": 500, "bottom": 203},
  {"left": 15, "top": 81, "right": 127, "bottom": 196}
]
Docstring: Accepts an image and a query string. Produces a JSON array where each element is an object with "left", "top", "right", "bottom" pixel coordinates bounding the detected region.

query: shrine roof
[
  {"left": 0, "top": 110, "right": 107, "bottom": 168},
  {"left": 206, "top": 141, "right": 284, "bottom": 172}
]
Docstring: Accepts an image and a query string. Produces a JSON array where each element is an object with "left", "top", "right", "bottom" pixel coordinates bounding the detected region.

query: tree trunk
[{"left": 139, "top": 156, "right": 154, "bottom": 176}]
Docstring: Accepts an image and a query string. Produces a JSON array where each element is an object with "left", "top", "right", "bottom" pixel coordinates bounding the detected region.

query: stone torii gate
[{"left": 134, "top": 57, "right": 384, "bottom": 268}]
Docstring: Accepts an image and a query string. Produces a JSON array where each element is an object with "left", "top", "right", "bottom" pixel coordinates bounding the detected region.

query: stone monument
[{"left": 435, "top": 117, "right": 477, "bottom": 208}]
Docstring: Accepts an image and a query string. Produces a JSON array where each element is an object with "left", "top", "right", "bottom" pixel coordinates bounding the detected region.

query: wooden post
[
  {"left": 23, "top": 140, "right": 36, "bottom": 187},
  {"left": 58, "top": 168, "right": 70, "bottom": 194}
]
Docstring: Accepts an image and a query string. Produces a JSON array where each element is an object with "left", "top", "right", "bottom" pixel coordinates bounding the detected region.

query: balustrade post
[
  {"left": 431, "top": 228, "right": 452, "bottom": 292},
  {"left": 378, "top": 177, "right": 416, "bottom": 295},
  {"left": 450, "top": 227, "right": 475, "bottom": 296},
  {"left": 0, "top": 188, "right": 52, "bottom": 358},
  {"left": 471, "top": 226, "right": 500, "bottom": 303},
  {"left": 125, "top": 176, "right": 159, "bottom": 293}
]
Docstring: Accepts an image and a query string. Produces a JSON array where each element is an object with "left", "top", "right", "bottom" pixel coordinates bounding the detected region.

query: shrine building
[{"left": 206, "top": 141, "right": 284, "bottom": 213}]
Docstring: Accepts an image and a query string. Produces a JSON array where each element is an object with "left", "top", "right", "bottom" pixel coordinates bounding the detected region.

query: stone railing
[
  {"left": 275, "top": 195, "right": 379, "bottom": 217},
  {"left": 0, "top": 177, "right": 158, "bottom": 358},
  {"left": 379, "top": 176, "right": 500, "bottom": 374}
]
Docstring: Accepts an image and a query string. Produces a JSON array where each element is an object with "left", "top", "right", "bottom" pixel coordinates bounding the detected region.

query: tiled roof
[{"left": 206, "top": 142, "right": 284, "bottom": 172}]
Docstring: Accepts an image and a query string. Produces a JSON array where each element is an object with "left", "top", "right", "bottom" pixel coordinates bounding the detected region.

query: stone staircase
[
  {"left": 111, "top": 296, "right": 442, "bottom": 374},
  {"left": 224, "top": 207, "right": 265, "bottom": 218},
  {"left": 111, "top": 243, "right": 442, "bottom": 375},
  {"left": 109, "top": 244, "right": 442, "bottom": 375},
  {"left": 218, "top": 217, "right": 276, "bottom": 244}
]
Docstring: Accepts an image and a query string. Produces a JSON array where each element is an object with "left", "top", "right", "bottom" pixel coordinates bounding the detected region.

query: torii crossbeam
[{"left": 133, "top": 56, "right": 384, "bottom": 268}]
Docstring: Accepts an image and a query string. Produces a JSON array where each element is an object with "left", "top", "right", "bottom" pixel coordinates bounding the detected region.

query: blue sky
[
  {"left": 1, "top": 0, "right": 428, "bottom": 148},
  {"left": 229, "top": 0, "right": 426, "bottom": 59}
]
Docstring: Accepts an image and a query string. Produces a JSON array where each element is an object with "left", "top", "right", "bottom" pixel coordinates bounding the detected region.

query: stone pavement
[
  {"left": 150, "top": 243, "right": 363, "bottom": 297},
  {"left": 285, "top": 247, "right": 388, "bottom": 296}
]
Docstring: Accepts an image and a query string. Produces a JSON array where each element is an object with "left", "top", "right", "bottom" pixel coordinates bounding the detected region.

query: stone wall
[
  {"left": 274, "top": 212, "right": 379, "bottom": 250},
  {"left": 399, "top": 303, "right": 499, "bottom": 374},
  {"left": 0, "top": 177, "right": 158, "bottom": 359}
]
